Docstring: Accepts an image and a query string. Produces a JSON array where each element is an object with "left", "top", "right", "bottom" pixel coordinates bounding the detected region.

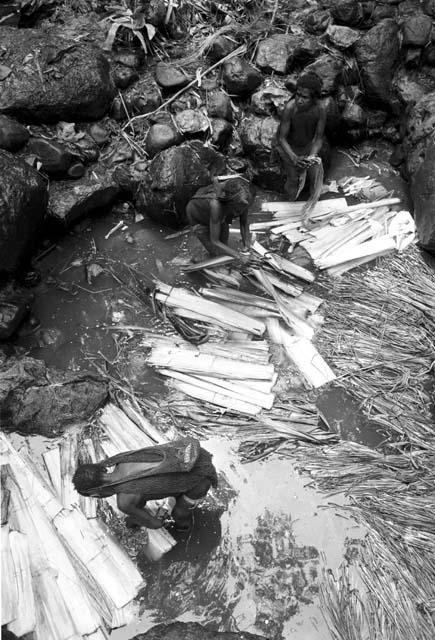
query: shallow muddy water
[{"left": 112, "top": 438, "right": 363, "bottom": 640}]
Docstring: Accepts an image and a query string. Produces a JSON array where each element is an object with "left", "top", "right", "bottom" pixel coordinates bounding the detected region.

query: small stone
[
  {"left": 223, "top": 57, "right": 262, "bottom": 96},
  {"left": 174, "top": 109, "right": 209, "bottom": 135},
  {"left": 146, "top": 123, "right": 182, "bottom": 158},
  {"left": 67, "top": 161, "right": 85, "bottom": 179},
  {"left": 155, "top": 63, "right": 191, "bottom": 90},
  {"left": 27, "top": 138, "right": 72, "bottom": 176},
  {"left": 206, "top": 91, "right": 233, "bottom": 121},
  {"left": 113, "top": 50, "right": 144, "bottom": 69},
  {"left": 89, "top": 123, "right": 110, "bottom": 146},
  {"left": 305, "top": 8, "right": 331, "bottom": 35},
  {"left": 22, "top": 269, "right": 41, "bottom": 287},
  {"left": 326, "top": 24, "right": 360, "bottom": 49},
  {"left": 404, "top": 47, "right": 422, "bottom": 69},
  {"left": 0, "top": 287, "right": 33, "bottom": 340},
  {"left": 342, "top": 101, "right": 367, "bottom": 128},
  {"left": 402, "top": 14, "right": 432, "bottom": 46},
  {"left": 255, "top": 35, "right": 301, "bottom": 74},
  {"left": 424, "top": 44, "right": 435, "bottom": 66},
  {"left": 0, "top": 115, "right": 29, "bottom": 151},
  {"left": 304, "top": 55, "right": 344, "bottom": 96},
  {"left": 112, "top": 76, "right": 162, "bottom": 121},
  {"left": 251, "top": 86, "right": 290, "bottom": 117},
  {"left": 125, "top": 234, "right": 134, "bottom": 244},
  {"left": 71, "top": 135, "right": 100, "bottom": 163},
  {"left": 210, "top": 118, "right": 233, "bottom": 149},
  {"left": 330, "top": 0, "right": 364, "bottom": 27},
  {"left": 0, "top": 65, "right": 12, "bottom": 81},
  {"left": 113, "top": 66, "right": 139, "bottom": 89},
  {"left": 144, "top": 0, "right": 166, "bottom": 26},
  {"left": 207, "top": 36, "right": 239, "bottom": 62}
]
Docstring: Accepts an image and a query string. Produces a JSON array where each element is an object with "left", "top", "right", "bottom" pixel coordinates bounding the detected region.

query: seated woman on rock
[
  {"left": 276, "top": 72, "right": 328, "bottom": 223},
  {"left": 73, "top": 437, "right": 218, "bottom": 532},
  {"left": 185, "top": 176, "right": 253, "bottom": 258}
]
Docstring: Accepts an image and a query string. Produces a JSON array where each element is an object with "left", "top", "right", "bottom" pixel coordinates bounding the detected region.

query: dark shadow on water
[
  {"left": 138, "top": 508, "right": 223, "bottom": 570},
  {"left": 317, "top": 387, "right": 388, "bottom": 449}
]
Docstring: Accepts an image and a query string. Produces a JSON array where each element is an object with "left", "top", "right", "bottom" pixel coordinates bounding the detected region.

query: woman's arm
[
  {"left": 239, "top": 208, "right": 251, "bottom": 250},
  {"left": 117, "top": 493, "right": 164, "bottom": 529},
  {"left": 309, "top": 106, "right": 326, "bottom": 156},
  {"left": 209, "top": 201, "right": 240, "bottom": 258}
]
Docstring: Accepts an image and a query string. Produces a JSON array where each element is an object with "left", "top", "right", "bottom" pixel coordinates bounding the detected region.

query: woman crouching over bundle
[{"left": 73, "top": 437, "right": 217, "bottom": 532}]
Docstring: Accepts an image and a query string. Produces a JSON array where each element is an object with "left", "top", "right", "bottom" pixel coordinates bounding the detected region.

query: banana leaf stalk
[
  {"left": 251, "top": 240, "right": 315, "bottom": 283},
  {"left": 267, "top": 318, "right": 335, "bottom": 388},
  {"left": 147, "top": 345, "right": 275, "bottom": 380},
  {"left": 154, "top": 281, "right": 266, "bottom": 336},
  {"left": 1, "top": 523, "right": 19, "bottom": 627},
  {"left": 3, "top": 435, "right": 143, "bottom": 632},
  {"left": 7, "top": 530, "right": 36, "bottom": 637},
  {"left": 6, "top": 467, "right": 103, "bottom": 639},
  {"left": 167, "top": 378, "right": 262, "bottom": 415},
  {"left": 248, "top": 269, "right": 304, "bottom": 298},
  {"left": 261, "top": 197, "right": 349, "bottom": 217},
  {"left": 252, "top": 269, "right": 315, "bottom": 340},
  {"left": 160, "top": 368, "right": 274, "bottom": 410}
]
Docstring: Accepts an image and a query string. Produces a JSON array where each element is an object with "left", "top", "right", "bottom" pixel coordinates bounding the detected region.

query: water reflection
[{"left": 122, "top": 439, "right": 362, "bottom": 640}]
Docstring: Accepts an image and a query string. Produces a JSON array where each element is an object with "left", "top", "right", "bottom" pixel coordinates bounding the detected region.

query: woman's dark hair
[
  {"left": 297, "top": 72, "right": 322, "bottom": 99},
  {"left": 219, "top": 177, "right": 253, "bottom": 206},
  {"left": 72, "top": 463, "right": 106, "bottom": 495}
]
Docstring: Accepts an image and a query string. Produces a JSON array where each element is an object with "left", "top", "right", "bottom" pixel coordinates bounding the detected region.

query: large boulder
[
  {"left": 251, "top": 85, "right": 291, "bottom": 117},
  {"left": 135, "top": 141, "right": 225, "bottom": 226},
  {"left": 48, "top": 166, "right": 121, "bottom": 226},
  {"left": 410, "top": 140, "right": 435, "bottom": 252},
  {"left": 239, "top": 115, "right": 283, "bottom": 191},
  {"left": 0, "top": 27, "right": 115, "bottom": 123},
  {"left": 404, "top": 92, "right": 435, "bottom": 251},
  {"left": 255, "top": 34, "right": 301, "bottom": 74},
  {"left": 223, "top": 57, "right": 262, "bottom": 96},
  {"left": 354, "top": 19, "right": 400, "bottom": 108},
  {"left": 0, "top": 116, "right": 29, "bottom": 151},
  {"left": 133, "top": 622, "right": 265, "bottom": 640},
  {"left": 0, "top": 285, "right": 33, "bottom": 341},
  {"left": 0, "top": 356, "right": 108, "bottom": 437},
  {"left": 405, "top": 92, "right": 435, "bottom": 150},
  {"left": 0, "top": 150, "right": 48, "bottom": 274}
]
